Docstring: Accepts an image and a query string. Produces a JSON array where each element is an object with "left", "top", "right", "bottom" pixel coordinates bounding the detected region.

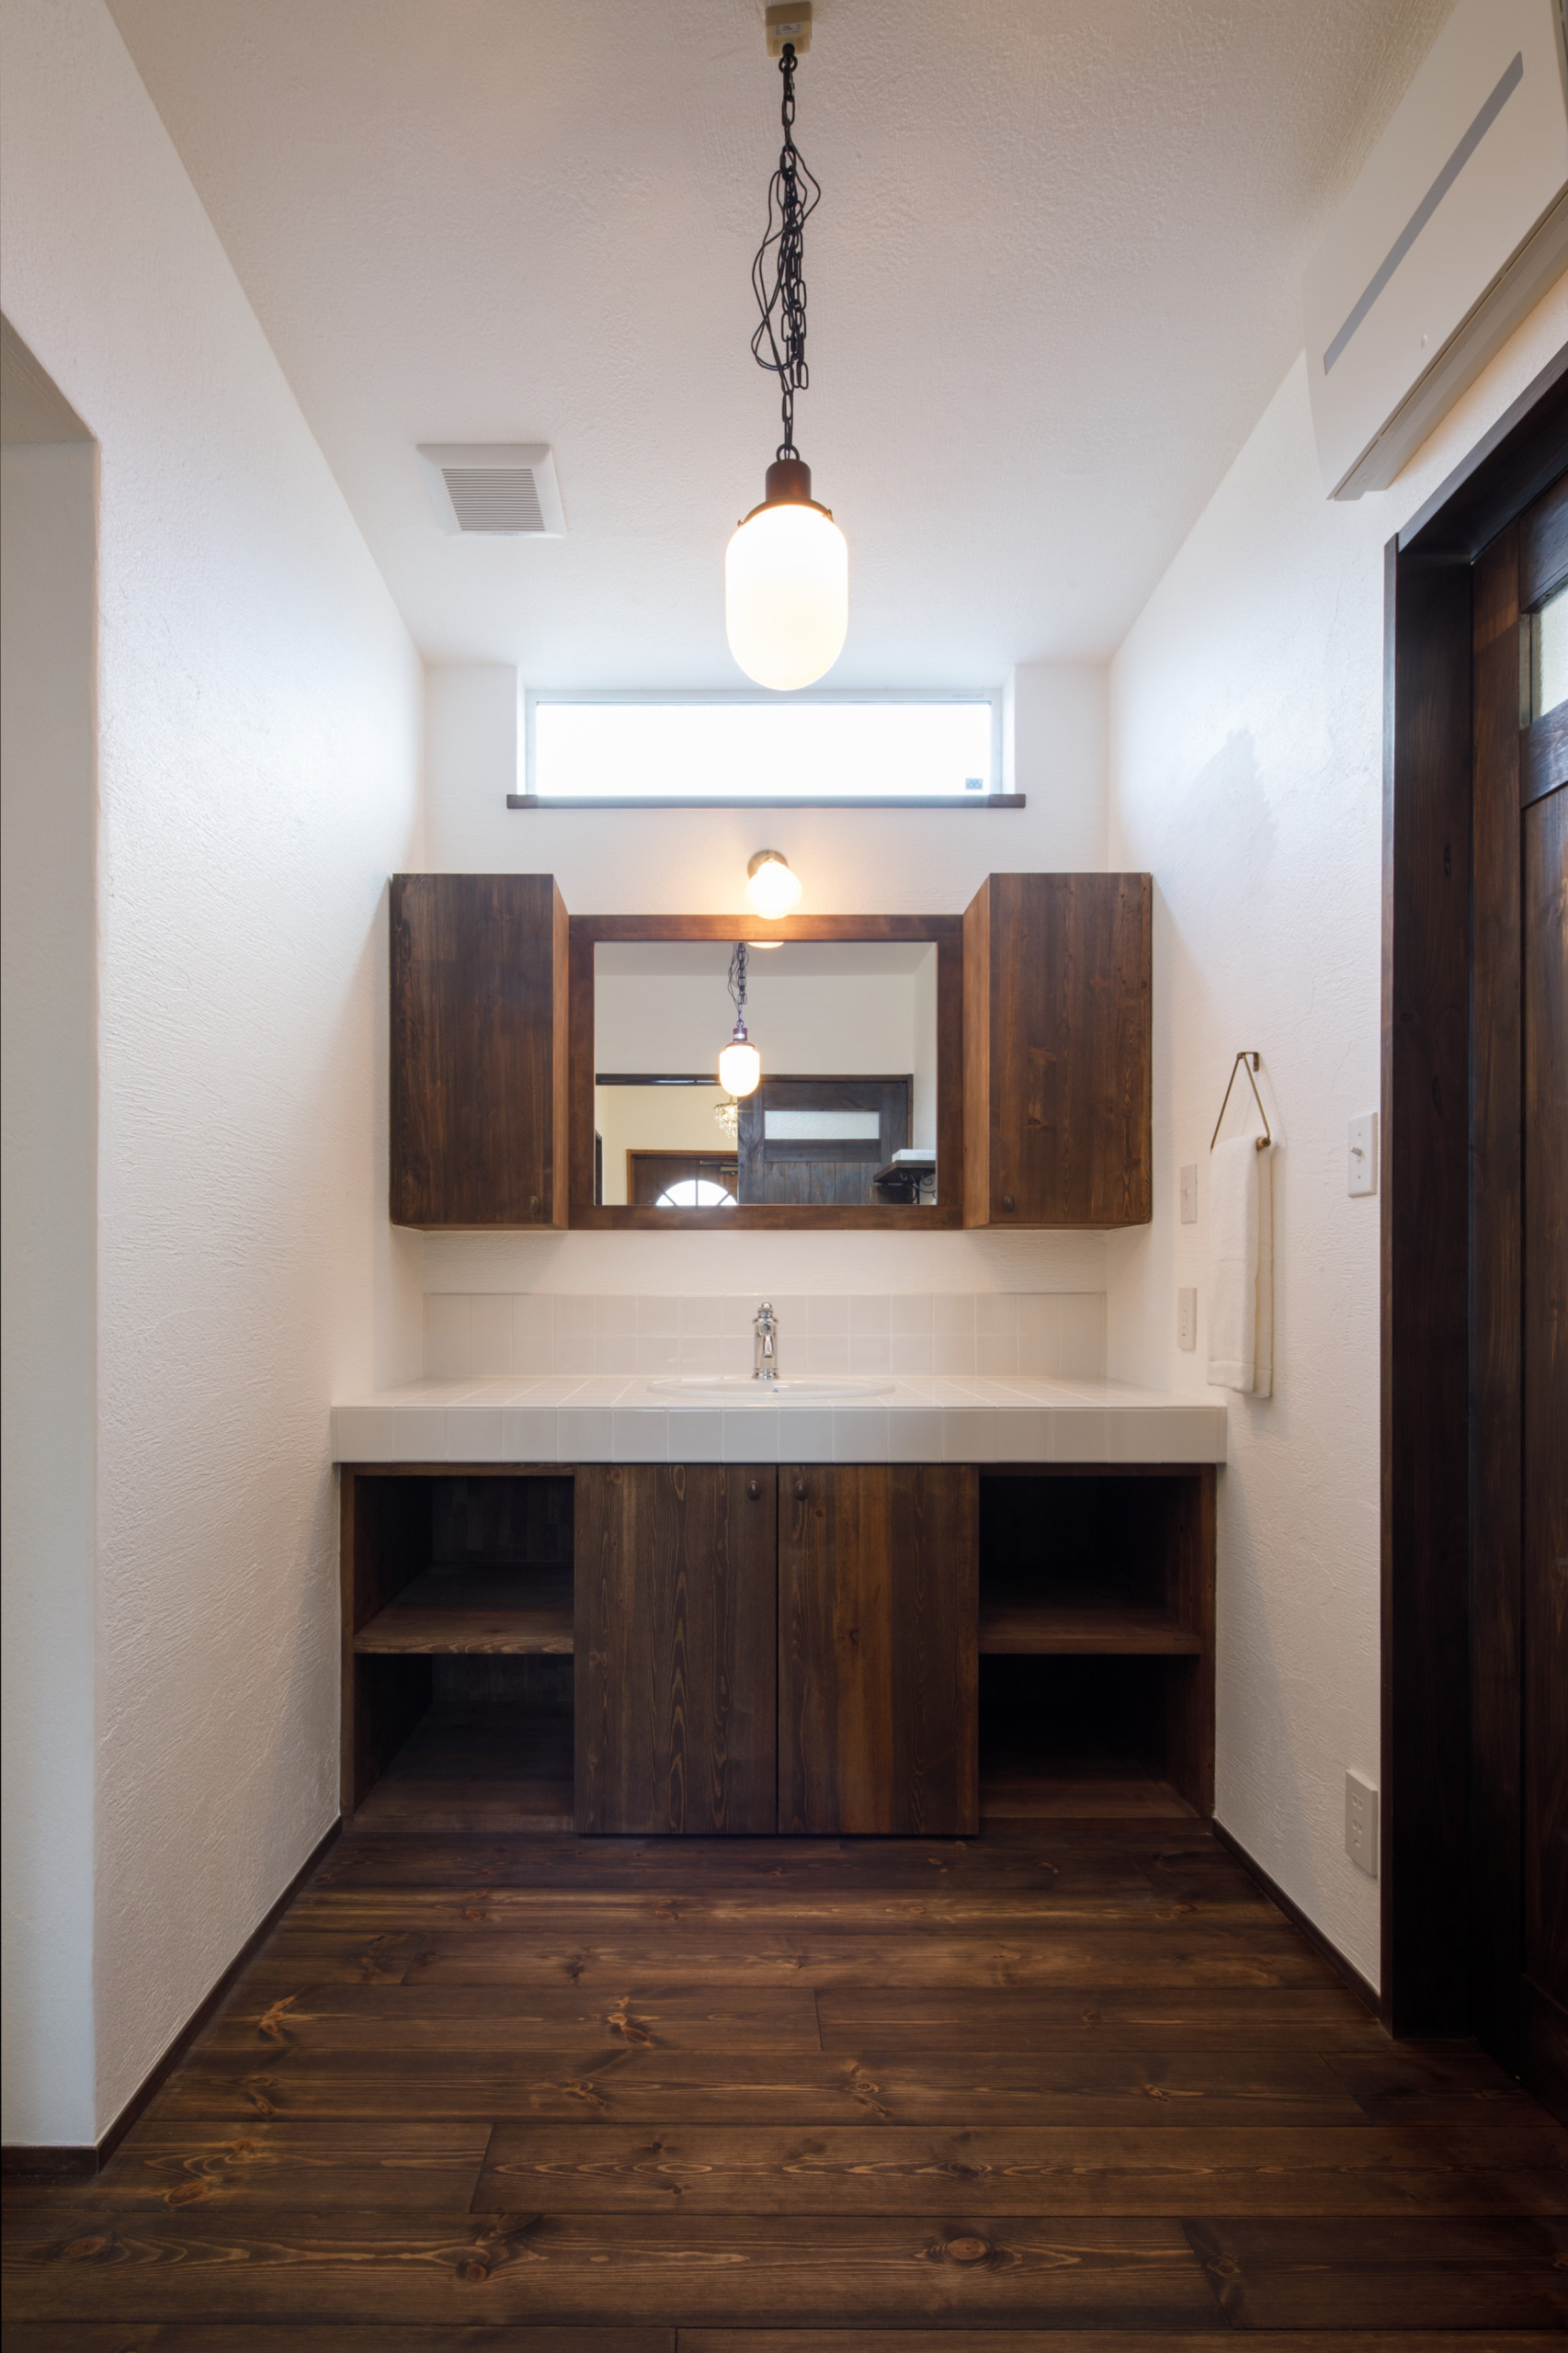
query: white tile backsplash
[
  {"left": 469, "top": 1295, "right": 513, "bottom": 1376},
  {"left": 423, "top": 1291, "right": 1107, "bottom": 1382}
]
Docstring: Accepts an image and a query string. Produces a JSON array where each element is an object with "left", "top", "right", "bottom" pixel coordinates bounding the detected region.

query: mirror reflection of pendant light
[
  {"left": 718, "top": 940, "right": 762, "bottom": 1097},
  {"left": 744, "top": 847, "right": 803, "bottom": 919},
  {"left": 725, "top": 6, "right": 847, "bottom": 693}
]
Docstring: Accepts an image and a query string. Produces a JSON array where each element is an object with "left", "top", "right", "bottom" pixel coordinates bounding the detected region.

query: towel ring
[{"left": 1210, "top": 1051, "right": 1272, "bottom": 1153}]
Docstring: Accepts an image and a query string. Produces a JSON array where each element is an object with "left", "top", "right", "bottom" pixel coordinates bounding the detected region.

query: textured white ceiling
[{"left": 107, "top": 0, "right": 1452, "bottom": 683}]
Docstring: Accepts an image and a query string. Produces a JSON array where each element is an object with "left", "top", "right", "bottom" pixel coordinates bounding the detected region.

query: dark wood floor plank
[
  {"left": 471, "top": 2120, "right": 1568, "bottom": 2216},
  {"left": 13, "top": 2332, "right": 1563, "bottom": 2353},
  {"left": 1185, "top": 2213, "right": 1568, "bottom": 2328},
  {"left": 401, "top": 1919, "right": 1335, "bottom": 1991},
  {"left": 286, "top": 1885, "right": 1211, "bottom": 1935},
  {"left": 680, "top": 2336, "right": 1568, "bottom": 2353},
  {"left": 816, "top": 1985, "right": 1384, "bottom": 2049},
  {"left": 197, "top": 1984, "right": 822, "bottom": 2058},
  {"left": 148, "top": 2047, "right": 1368, "bottom": 2127},
  {"left": 1324, "top": 2042, "right": 1543, "bottom": 2123},
  {"left": 1, "top": 2211, "right": 1220, "bottom": 2328},
  {"left": 5, "top": 2124, "right": 490, "bottom": 2213},
  {"left": 2, "top": 2329, "right": 674, "bottom": 2350},
  {"left": 236, "top": 1931, "right": 425, "bottom": 1986}
]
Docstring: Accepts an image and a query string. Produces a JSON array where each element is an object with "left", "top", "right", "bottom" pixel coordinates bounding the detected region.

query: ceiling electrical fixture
[
  {"left": 744, "top": 848, "right": 803, "bottom": 918},
  {"left": 415, "top": 443, "right": 566, "bottom": 536},
  {"left": 718, "top": 941, "right": 762, "bottom": 1097},
  {"left": 724, "top": 4, "right": 847, "bottom": 692}
]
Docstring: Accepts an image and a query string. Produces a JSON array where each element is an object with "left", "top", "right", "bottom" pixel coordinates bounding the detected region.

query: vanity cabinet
[
  {"left": 574, "top": 1464, "right": 778, "bottom": 1835},
  {"left": 340, "top": 1457, "right": 1210, "bottom": 1835},
  {"left": 391, "top": 873, "right": 568, "bottom": 1227},
  {"left": 963, "top": 872, "right": 1153, "bottom": 1227},
  {"left": 778, "top": 1465, "right": 979, "bottom": 1835}
]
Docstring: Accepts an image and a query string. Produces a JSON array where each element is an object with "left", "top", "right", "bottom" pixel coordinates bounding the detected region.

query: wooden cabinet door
[
  {"left": 963, "top": 872, "right": 1152, "bottom": 1227},
  {"left": 391, "top": 872, "right": 567, "bottom": 1227},
  {"left": 574, "top": 1465, "right": 778, "bottom": 1834},
  {"left": 778, "top": 1465, "right": 978, "bottom": 1835}
]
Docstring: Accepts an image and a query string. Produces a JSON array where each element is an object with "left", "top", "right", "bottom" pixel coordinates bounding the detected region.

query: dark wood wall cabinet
[
  {"left": 341, "top": 1460, "right": 1214, "bottom": 1836},
  {"left": 390, "top": 872, "right": 1152, "bottom": 1230},
  {"left": 390, "top": 872, "right": 568, "bottom": 1227},
  {"left": 963, "top": 871, "right": 1153, "bottom": 1227}
]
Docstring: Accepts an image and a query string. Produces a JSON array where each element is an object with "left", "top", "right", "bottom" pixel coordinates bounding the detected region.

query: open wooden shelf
[
  {"left": 353, "top": 1567, "right": 574, "bottom": 1655},
  {"left": 978, "top": 1601, "right": 1202, "bottom": 1655},
  {"left": 351, "top": 1702, "right": 575, "bottom": 1830}
]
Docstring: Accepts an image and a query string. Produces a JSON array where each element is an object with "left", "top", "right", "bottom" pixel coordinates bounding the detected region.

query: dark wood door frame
[{"left": 1381, "top": 341, "right": 1568, "bottom": 2039}]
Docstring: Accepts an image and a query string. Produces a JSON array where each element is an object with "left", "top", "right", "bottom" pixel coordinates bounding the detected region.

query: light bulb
[
  {"left": 744, "top": 850, "right": 803, "bottom": 919},
  {"left": 726, "top": 497, "right": 847, "bottom": 691},
  {"left": 719, "top": 1037, "right": 761, "bottom": 1097}
]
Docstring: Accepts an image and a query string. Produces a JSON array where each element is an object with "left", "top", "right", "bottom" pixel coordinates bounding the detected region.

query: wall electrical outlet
[
  {"left": 1345, "top": 1769, "right": 1380, "bottom": 1876},
  {"left": 1347, "top": 1113, "right": 1378, "bottom": 1197},
  {"left": 1176, "top": 1288, "right": 1197, "bottom": 1351},
  {"left": 1179, "top": 1164, "right": 1198, "bottom": 1222}
]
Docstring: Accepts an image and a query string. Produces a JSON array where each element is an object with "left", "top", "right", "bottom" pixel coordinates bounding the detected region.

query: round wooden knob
[
  {"left": 746, "top": 1478, "right": 761, "bottom": 1500},
  {"left": 794, "top": 1479, "right": 807, "bottom": 1500},
  {"left": 528, "top": 1193, "right": 541, "bottom": 1217},
  {"left": 1001, "top": 1194, "right": 1016, "bottom": 1212}
]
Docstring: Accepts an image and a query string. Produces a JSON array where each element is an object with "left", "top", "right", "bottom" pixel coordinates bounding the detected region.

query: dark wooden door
[
  {"left": 574, "top": 1464, "right": 778, "bottom": 1834},
  {"left": 962, "top": 872, "right": 1152, "bottom": 1226},
  {"left": 1471, "top": 471, "right": 1567, "bottom": 2120},
  {"left": 736, "top": 1076, "right": 910, "bottom": 1205},
  {"left": 778, "top": 1464, "right": 978, "bottom": 1835},
  {"left": 390, "top": 873, "right": 568, "bottom": 1227}
]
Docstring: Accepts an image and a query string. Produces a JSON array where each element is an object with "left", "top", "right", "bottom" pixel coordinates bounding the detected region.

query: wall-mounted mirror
[{"left": 569, "top": 917, "right": 962, "bottom": 1228}]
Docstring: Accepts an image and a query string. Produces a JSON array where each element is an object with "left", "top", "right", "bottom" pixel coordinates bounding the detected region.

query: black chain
[
  {"left": 750, "top": 42, "right": 820, "bottom": 460},
  {"left": 727, "top": 939, "right": 750, "bottom": 1020}
]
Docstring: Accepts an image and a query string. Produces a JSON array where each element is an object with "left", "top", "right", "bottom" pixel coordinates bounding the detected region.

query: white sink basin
[{"left": 645, "top": 1375, "right": 892, "bottom": 1402}]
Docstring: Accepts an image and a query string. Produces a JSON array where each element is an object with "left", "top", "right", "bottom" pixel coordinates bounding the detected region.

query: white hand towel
[{"left": 1208, "top": 1135, "right": 1259, "bottom": 1392}]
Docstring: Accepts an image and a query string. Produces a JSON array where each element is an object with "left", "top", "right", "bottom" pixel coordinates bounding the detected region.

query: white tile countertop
[{"left": 333, "top": 1375, "right": 1226, "bottom": 1467}]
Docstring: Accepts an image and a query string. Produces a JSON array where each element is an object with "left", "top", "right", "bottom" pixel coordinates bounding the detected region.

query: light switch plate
[
  {"left": 1348, "top": 1113, "right": 1378, "bottom": 1197},
  {"left": 1176, "top": 1288, "right": 1197, "bottom": 1351},
  {"left": 1346, "top": 1768, "right": 1380, "bottom": 1876},
  {"left": 1179, "top": 1164, "right": 1198, "bottom": 1222}
]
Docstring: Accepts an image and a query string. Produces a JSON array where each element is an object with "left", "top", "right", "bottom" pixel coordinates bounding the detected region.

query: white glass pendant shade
[
  {"left": 744, "top": 849, "right": 803, "bottom": 918},
  {"left": 726, "top": 498, "right": 847, "bottom": 691},
  {"left": 718, "top": 1035, "right": 761, "bottom": 1097}
]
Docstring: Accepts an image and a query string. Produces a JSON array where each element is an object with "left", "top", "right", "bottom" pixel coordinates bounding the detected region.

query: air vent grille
[
  {"left": 415, "top": 443, "right": 566, "bottom": 536},
  {"left": 442, "top": 466, "right": 546, "bottom": 533}
]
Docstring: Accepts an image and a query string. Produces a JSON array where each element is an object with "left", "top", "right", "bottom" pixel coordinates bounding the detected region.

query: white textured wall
[
  {"left": 0, "top": 0, "right": 425, "bottom": 2142},
  {"left": 1, "top": 438, "right": 100, "bottom": 2147},
  {"left": 1108, "top": 285, "right": 1568, "bottom": 1987},
  {"left": 424, "top": 659, "right": 1111, "bottom": 1297}
]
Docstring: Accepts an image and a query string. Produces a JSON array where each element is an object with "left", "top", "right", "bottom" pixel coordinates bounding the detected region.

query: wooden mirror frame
[{"left": 569, "top": 914, "right": 964, "bottom": 1228}]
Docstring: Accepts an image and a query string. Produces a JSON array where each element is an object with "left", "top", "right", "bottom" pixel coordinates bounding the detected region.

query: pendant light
[
  {"left": 725, "top": 6, "right": 847, "bottom": 692},
  {"left": 718, "top": 941, "right": 762, "bottom": 1097},
  {"left": 744, "top": 847, "right": 803, "bottom": 919}
]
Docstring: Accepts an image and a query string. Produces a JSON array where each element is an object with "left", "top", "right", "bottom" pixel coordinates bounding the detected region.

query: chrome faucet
[{"left": 754, "top": 1301, "right": 779, "bottom": 1382}]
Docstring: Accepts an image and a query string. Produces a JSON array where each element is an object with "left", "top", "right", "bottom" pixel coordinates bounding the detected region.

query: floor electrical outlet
[{"left": 1346, "top": 1768, "right": 1379, "bottom": 1875}]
